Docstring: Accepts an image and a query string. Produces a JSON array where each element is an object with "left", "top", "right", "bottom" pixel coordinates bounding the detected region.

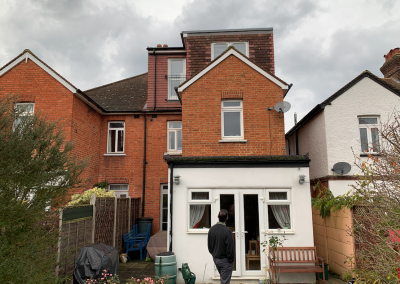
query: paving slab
[{"left": 118, "top": 260, "right": 156, "bottom": 283}]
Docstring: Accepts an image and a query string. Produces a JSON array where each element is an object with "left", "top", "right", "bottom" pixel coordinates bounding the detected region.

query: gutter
[
  {"left": 168, "top": 164, "right": 174, "bottom": 252},
  {"left": 153, "top": 49, "right": 157, "bottom": 111},
  {"left": 142, "top": 112, "right": 147, "bottom": 217}
]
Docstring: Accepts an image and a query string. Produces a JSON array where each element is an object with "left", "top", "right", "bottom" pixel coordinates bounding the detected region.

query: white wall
[
  {"left": 328, "top": 180, "right": 358, "bottom": 197},
  {"left": 168, "top": 166, "right": 315, "bottom": 284}
]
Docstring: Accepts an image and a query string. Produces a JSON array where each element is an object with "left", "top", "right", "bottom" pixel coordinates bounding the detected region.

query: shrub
[{"left": 69, "top": 187, "right": 115, "bottom": 205}]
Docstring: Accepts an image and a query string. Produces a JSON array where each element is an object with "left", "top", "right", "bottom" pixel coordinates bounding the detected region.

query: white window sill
[
  {"left": 265, "top": 230, "right": 295, "bottom": 235},
  {"left": 104, "top": 153, "right": 126, "bottom": 156},
  {"left": 219, "top": 139, "right": 247, "bottom": 143},
  {"left": 165, "top": 151, "right": 182, "bottom": 156},
  {"left": 187, "top": 230, "right": 209, "bottom": 234}
]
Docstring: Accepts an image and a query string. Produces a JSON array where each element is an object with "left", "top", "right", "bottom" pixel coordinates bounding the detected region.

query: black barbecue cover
[{"left": 73, "top": 243, "right": 119, "bottom": 284}]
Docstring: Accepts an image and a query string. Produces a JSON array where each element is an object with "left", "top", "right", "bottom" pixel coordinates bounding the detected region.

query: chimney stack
[{"left": 381, "top": 48, "right": 400, "bottom": 81}]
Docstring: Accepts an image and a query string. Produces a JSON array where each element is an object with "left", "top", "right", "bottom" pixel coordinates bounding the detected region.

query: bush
[{"left": 69, "top": 187, "right": 115, "bottom": 205}]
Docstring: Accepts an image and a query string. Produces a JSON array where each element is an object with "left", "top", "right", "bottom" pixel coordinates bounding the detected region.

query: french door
[{"left": 214, "top": 189, "right": 265, "bottom": 277}]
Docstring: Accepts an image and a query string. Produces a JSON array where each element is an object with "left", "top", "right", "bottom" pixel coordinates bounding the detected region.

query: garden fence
[{"left": 56, "top": 195, "right": 141, "bottom": 278}]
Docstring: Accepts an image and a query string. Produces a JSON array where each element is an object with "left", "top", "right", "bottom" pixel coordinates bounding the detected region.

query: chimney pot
[
  {"left": 384, "top": 48, "right": 400, "bottom": 62},
  {"left": 163, "top": 44, "right": 168, "bottom": 47},
  {"left": 157, "top": 44, "right": 162, "bottom": 47}
]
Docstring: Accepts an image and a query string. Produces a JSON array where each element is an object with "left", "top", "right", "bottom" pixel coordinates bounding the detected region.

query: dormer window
[
  {"left": 211, "top": 42, "right": 248, "bottom": 60},
  {"left": 168, "top": 59, "right": 186, "bottom": 100}
]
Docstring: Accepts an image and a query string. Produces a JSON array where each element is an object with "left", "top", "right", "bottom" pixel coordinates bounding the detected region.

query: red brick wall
[
  {"left": 97, "top": 113, "right": 181, "bottom": 233},
  {"left": 182, "top": 54, "right": 285, "bottom": 156},
  {"left": 184, "top": 32, "right": 275, "bottom": 77},
  {"left": 147, "top": 53, "right": 185, "bottom": 110}
]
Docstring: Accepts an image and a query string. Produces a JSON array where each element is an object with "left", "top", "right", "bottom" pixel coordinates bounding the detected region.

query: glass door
[
  {"left": 214, "top": 189, "right": 265, "bottom": 277},
  {"left": 214, "top": 190, "right": 241, "bottom": 277}
]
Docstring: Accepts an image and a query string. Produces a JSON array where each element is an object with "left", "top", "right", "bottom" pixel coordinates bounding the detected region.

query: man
[{"left": 208, "top": 209, "right": 235, "bottom": 284}]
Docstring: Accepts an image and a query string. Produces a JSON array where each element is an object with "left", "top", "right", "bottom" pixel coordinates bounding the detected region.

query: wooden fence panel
[
  {"left": 94, "top": 198, "right": 115, "bottom": 247},
  {"left": 116, "top": 198, "right": 130, "bottom": 254}
]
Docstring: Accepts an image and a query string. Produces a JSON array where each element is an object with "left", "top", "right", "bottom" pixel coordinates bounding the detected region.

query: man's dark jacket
[{"left": 208, "top": 223, "right": 235, "bottom": 263}]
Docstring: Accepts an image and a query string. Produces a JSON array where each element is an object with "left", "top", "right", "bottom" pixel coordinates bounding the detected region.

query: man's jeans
[{"left": 213, "top": 257, "right": 233, "bottom": 284}]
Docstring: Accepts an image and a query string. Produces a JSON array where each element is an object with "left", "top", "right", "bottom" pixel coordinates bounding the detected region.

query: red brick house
[{"left": 0, "top": 31, "right": 315, "bottom": 282}]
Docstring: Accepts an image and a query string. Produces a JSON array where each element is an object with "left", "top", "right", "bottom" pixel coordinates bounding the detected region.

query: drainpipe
[
  {"left": 142, "top": 112, "right": 147, "bottom": 217},
  {"left": 169, "top": 164, "right": 174, "bottom": 252},
  {"left": 153, "top": 49, "right": 157, "bottom": 111}
]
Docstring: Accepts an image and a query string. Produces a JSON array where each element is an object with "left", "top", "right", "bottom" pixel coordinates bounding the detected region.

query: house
[
  {"left": 162, "top": 28, "right": 314, "bottom": 283},
  {"left": 285, "top": 48, "right": 400, "bottom": 274}
]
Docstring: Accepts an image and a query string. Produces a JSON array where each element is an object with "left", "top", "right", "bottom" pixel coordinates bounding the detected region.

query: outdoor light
[
  {"left": 299, "top": 175, "right": 306, "bottom": 184},
  {"left": 174, "top": 175, "right": 181, "bottom": 185}
]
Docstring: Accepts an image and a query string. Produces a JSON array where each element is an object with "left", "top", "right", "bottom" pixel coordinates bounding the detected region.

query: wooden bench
[{"left": 268, "top": 246, "right": 325, "bottom": 284}]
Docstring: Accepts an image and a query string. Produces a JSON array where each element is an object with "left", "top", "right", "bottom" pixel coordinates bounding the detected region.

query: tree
[{"left": 0, "top": 94, "right": 86, "bottom": 283}]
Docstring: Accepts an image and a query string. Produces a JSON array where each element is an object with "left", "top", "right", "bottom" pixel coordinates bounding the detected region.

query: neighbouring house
[
  {"left": 164, "top": 28, "right": 314, "bottom": 283},
  {"left": 285, "top": 48, "right": 400, "bottom": 275}
]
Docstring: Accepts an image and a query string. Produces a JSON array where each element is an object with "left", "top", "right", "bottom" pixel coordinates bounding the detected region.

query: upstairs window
[
  {"left": 168, "top": 59, "right": 186, "bottom": 100},
  {"left": 14, "top": 103, "right": 34, "bottom": 128},
  {"left": 221, "top": 100, "right": 243, "bottom": 140},
  {"left": 108, "top": 122, "right": 125, "bottom": 153},
  {"left": 211, "top": 42, "right": 248, "bottom": 59},
  {"left": 359, "top": 117, "right": 380, "bottom": 153},
  {"left": 167, "top": 121, "right": 182, "bottom": 153}
]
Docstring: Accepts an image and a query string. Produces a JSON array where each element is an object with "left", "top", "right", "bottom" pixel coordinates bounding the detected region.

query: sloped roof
[
  {"left": 286, "top": 71, "right": 400, "bottom": 137},
  {"left": 177, "top": 46, "right": 289, "bottom": 94},
  {"left": 84, "top": 73, "right": 148, "bottom": 112},
  {"left": 0, "top": 49, "right": 77, "bottom": 92}
]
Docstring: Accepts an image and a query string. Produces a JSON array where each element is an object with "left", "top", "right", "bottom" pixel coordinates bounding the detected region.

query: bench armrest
[{"left": 317, "top": 256, "right": 325, "bottom": 264}]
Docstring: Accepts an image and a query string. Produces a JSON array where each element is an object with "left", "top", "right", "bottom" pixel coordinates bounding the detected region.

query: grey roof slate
[{"left": 84, "top": 73, "right": 148, "bottom": 112}]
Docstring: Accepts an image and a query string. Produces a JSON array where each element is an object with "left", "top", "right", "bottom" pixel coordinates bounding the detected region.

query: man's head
[{"left": 218, "top": 209, "right": 229, "bottom": 222}]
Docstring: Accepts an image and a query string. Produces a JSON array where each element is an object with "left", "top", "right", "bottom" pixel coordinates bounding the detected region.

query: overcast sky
[{"left": 1, "top": 0, "right": 399, "bottom": 131}]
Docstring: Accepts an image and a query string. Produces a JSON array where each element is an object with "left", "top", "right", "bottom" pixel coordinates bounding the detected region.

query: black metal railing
[{"left": 165, "top": 75, "right": 187, "bottom": 100}]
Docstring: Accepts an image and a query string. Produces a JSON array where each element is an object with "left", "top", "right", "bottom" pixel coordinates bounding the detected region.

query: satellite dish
[
  {"left": 273, "top": 101, "right": 291, "bottom": 113},
  {"left": 332, "top": 162, "right": 351, "bottom": 175}
]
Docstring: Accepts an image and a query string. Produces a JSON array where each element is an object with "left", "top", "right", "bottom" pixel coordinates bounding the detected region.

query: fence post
[
  {"left": 55, "top": 208, "right": 63, "bottom": 277},
  {"left": 323, "top": 217, "right": 329, "bottom": 264},
  {"left": 128, "top": 196, "right": 131, "bottom": 232},
  {"left": 90, "top": 193, "right": 96, "bottom": 243},
  {"left": 113, "top": 196, "right": 117, "bottom": 247}
]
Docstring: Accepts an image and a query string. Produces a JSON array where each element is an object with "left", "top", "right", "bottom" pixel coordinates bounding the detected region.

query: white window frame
[
  {"left": 187, "top": 189, "right": 212, "bottom": 232},
  {"left": 160, "top": 184, "right": 169, "bottom": 231},
  {"left": 266, "top": 189, "right": 293, "bottom": 233},
  {"left": 14, "top": 103, "right": 34, "bottom": 129},
  {"left": 109, "top": 184, "right": 129, "bottom": 198},
  {"left": 107, "top": 121, "right": 125, "bottom": 154},
  {"left": 358, "top": 116, "right": 380, "bottom": 153},
  {"left": 167, "top": 121, "right": 182, "bottom": 153},
  {"left": 221, "top": 100, "right": 244, "bottom": 140},
  {"left": 168, "top": 58, "right": 186, "bottom": 100},
  {"left": 211, "top": 42, "right": 249, "bottom": 60}
]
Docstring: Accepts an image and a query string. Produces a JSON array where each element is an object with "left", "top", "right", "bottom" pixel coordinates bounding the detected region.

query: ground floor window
[
  {"left": 188, "top": 190, "right": 212, "bottom": 230},
  {"left": 267, "top": 190, "right": 291, "bottom": 230},
  {"left": 109, "top": 184, "right": 129, "bottom": 198},
  {"left": 160, "top": 184, "right": 168, "bottom": 231}
]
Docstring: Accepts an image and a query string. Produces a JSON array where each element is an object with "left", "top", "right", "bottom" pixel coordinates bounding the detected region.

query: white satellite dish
[{"left": 273, "top": 101, "right": 291, "bottom": 113}]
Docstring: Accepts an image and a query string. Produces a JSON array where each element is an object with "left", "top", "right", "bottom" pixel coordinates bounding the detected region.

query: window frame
[
  {"left": 168, "top": 58, "right": 186, "bottom": 100},
  {"left": 358, "top": 116, "right": 380, "bottom": 153},
  {"left": 109, "top": 184, "right": 129, "bottom": 198},
  {"left": 160, "top": 184, "right": 169, "bottom": 231},
  {"left": 167, "top": 121, "right": 182, "bottom": 153},
  {"left": 107, "top": 121, "right": 125, "bottom": 154},
  {"left": 221, "top": 100, "right": 244, "bottom": 140},
  {"left": 14, "top": 102, "right": 34, "bottom": 129},
  {"left": 187, "top": 189, "right": 212, "bottom": 232},
  {"left": 266, "top": 189, "right": 293, "bottom": 233},
  {"left": 211, "top": 42, "right": 249, "bottom": 60}
]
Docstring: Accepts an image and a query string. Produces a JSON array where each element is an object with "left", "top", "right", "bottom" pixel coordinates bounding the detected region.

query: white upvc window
[
  {"left": 109, "top": 184, "right": 129, "bottom": 198},
  {"left": 221, "top": 100, "right": 244, "bottom": 140},
  {"left": 168, "top": 58, "right": 186, "bottom": 100},
  {"left": 14, "top": 103, "right": 34, "bottom": 129},
  {"left": 107, "top": 122, "right": 125, "bottom": 153},
  {"left": 187, "top": 189, "right": 212, "bottom": 231},
  {"left": 167, "top": 121, "right": 182, "bottom": 153},
  {"left": 211, "top": 42, "right": 249, "bottom": 59},
  {"left": 160, "top": 184, "right": 169, "bottom": 231},
  {"left": 266, "top": 189, "right": 292, "bottom": 232},
  {"left": 358, "top": 116, "right": 380, "bottom": 153}
]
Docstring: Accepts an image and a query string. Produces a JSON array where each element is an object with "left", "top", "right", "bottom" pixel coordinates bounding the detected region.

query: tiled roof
[{"left": 84, "top": 73, "right": 148, "bottom": 112}]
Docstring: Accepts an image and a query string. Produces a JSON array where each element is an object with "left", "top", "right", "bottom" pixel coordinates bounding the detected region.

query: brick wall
[
  {"left": 184, "top": 32, "right": 275, "bottom": 78},
  {"left": 147, "top": 53, "right": 185, "bottom": 110},
  {"left": 182, "top": 54, "right": 285, "bottom": 156},
  {"left": 97, "top": 113, "right": 181, "bottom": 233}
]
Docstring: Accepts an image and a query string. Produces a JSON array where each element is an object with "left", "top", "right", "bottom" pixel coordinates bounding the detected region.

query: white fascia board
[
  {"left": 178, "top": 49, "right": 288, "bottom": 92},
  {"left": 0, "top": 52, "right": 77, "bottom": 93}
]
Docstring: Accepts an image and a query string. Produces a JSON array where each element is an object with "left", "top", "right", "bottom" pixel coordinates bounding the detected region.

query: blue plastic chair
[{"left": 124, "top": 223, "right": 151, "bottom": 261}]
